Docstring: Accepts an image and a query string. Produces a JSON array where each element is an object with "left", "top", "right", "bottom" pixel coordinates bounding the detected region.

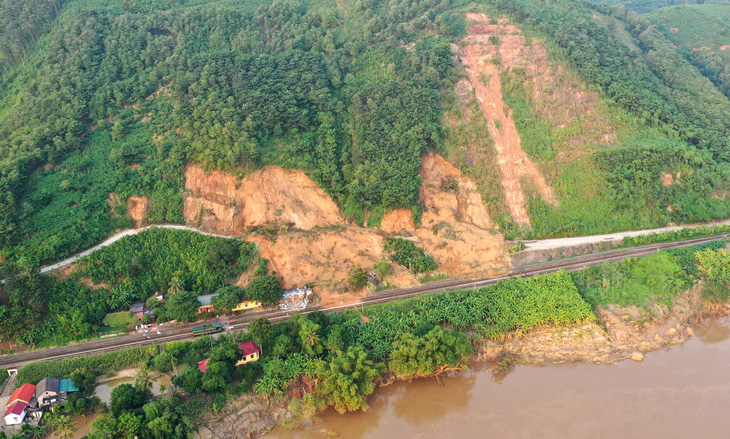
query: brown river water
[{"left": 270, "top": 316, "right": 730, "bottom": 439}]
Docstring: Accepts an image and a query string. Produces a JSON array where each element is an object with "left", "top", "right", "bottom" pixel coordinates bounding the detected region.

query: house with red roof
[
  {"left": 6, "top": 383, "right": 36, "bottom": 408},
  {"left": 3, "top": 401, "right": 27, "bottom": 425},
  {"left": 236, "top": 341, "right": 260, "bottom": 366}
]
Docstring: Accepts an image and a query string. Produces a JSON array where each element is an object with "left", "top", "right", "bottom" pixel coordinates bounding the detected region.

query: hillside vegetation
[
  {"left": 646, "top": 3, "right": 730, "bottom": 98},
  {"left": 0, "top": 0, "right": 730, "bottom": 270}
]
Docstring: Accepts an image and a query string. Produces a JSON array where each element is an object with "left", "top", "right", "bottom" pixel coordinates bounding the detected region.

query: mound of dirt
[
  {"left": 250, "top": 228, "right": 418, "bottom": 303},
  {"left": 184, "top": 166, "right": 344, "bottom": 234},
  {"left": 415, "top": 154, "right": 509, "bottom": 277},
  {"left": 127, "top": 196, "right": 149, "bottom": 227}
]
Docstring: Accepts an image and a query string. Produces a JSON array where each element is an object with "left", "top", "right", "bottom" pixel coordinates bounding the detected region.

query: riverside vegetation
[{"left": 8, "top": 241, "right": 729, "bottom": 438}]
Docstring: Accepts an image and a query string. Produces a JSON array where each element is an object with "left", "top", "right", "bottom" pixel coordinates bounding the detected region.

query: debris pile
[{"left": 279, "top": 287, "right": 313, "bottom": 311}]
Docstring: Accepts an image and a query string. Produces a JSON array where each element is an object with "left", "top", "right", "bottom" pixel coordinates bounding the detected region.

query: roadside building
[
  {"left": 35, "top": 378, "right": 59, "bottom": 407},
  {"left": 197, "top": 294, "right": 218, "bottom": 314},
  {"left": 3, "top": 402, "right": 27, "bottom": 425},
  {"left": 236, "top": 342, "right": 260, "bottom": 366},
  {"left": 130, "top": 302, "right": 154, "bottom": 320},
  {"left": 232, "top": 300, "right": 262, "bottom": 312},
  {"left": 6, "top": 383, "right": 36, "bottom": 408}
]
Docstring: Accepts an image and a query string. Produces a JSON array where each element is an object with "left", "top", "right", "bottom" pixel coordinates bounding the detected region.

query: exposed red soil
[
  {"left": 415, "top": 154, "right": 509, "bottom": 277},
  {"left": 460, "top": 13, "right": 556, "bottom": 227},
  {"left": 127, "top": 195, "right": 149, "bottom": 227},
  {"left": 181, "top": 155, "right": 509, "bottom": 303},
  {"left": 381, "top": 209, "right": 416, "bottom": 234},
  {"left": 184, "top": 166, "right": 343, "bottom": 234}
]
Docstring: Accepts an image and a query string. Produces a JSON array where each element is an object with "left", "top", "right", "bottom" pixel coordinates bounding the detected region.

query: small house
[
  {"left": 236, "top": 342, "right": 260, "bottom": 366},
  {"left": 197, "top": 358, "right": 210, "bottom": 373},
  {"left": 232, "top": 300, "right": 262, "bottom": 312},
  {"left": 3, "top": 402, "right": 27, "bottom": 425},
  {"left": 6, "top": 383, "right": 36, "bottom": 408},
  {"left": 130, "top": 303, "right": 153, "bottom": 320},
  {"left": 35, "top": 378, "right": 60, "bottom": 407},
  {"left": 197, "top": 294, "right": 219, "bottom": 314}
]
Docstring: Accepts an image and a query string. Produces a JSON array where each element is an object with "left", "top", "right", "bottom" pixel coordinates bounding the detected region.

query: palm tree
[
  {"left": 136, "top": 366, "right": 154, "bottom": 394},
  {"left": 52, "top": 414, "right": 77, "bottom": 439},
  {"left": 167, "top": 275, "right": 183, "bottom": 295}
]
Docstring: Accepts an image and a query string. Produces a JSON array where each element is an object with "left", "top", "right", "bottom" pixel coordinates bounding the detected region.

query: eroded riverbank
[{"left": 269, "top": 315, "right": 730, "bottom": 439}]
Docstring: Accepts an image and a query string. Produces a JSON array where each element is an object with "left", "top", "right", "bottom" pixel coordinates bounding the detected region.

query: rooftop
[
  {"left": 197, "top": 358, "right": 209, "bottom": 373},
  {"left": 59, "top": 379, "right": 79, "bottom": 393},
  {"left": 3, "top": 401, "right": 27, "bottom": 418},
  {"left": 36, "top": 377, "right": 60, "bottom": 396},
  {"left": 7, "top": 383, "right": 36, "bottom": 407},
  {"left": 238, "top": 341, "right": 259, "bottom": 356},
  {"left": 197, "top": 294, "right": 219, "bottom": 307}
]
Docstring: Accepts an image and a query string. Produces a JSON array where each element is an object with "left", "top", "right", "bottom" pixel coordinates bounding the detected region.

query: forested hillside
[
  {"left": 1, "top": 0, "right": 730, "bottom": 269},
  {"left": 646, "top": 3, "right": 730, "bottom": 98}
]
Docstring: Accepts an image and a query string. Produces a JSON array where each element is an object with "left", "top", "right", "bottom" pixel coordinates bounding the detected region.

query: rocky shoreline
[{"left": 194, "top": 287, "right": 728, "bottom": 439}]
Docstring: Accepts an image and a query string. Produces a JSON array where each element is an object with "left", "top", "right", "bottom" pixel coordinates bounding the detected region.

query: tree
[
  {"left": 88, "top": 413, "right": 118, "bottom": 439},
  {"left": 389, "top": 326, "right": 473, "bottom": 378},
  {"left": 143, "top": 394, "right": 194, "bottom": 439},
  {"left": 245, "top": 275, "right": 283, "bottom": 305},
  {"left": 246, "top": 318, "right": 273, "bottom": 345},
  {"left": 70, "top": 367, "right": 98, "bottom": 395},
  {"left": 110, "top": 384, "right": 146, "bottom": 416},
  {"left": 297, "top": 316, "right": 323, "bottom": 357},
  {"left": 697, "top": 248, "right": 730, "bottom": 285},
  {"left": 211, "top": 285, "right": 244, "bottom": 313},
  {"left": 205, "top": 241, "right": 240, "bottom": 270},
  {"left": 348, "top": 266, "right": 368, "bottom": 290},
  {"left": 152, "top": 351, "right": 175, "bottom": 373},
  {"left": 165, "top": 290, "right": 200, "bottom": 322},
  {"left": 51, "top": 414, "right": 77, "bottom": 439},
  {"left": 171, "top": 367, "right": 202, "bottom": 395},
  {"left": 315, "top": 345, "right": 384, "bottom": 413},
  {"left": 136, "top": 366, "right": 154, "bottom": 394}
]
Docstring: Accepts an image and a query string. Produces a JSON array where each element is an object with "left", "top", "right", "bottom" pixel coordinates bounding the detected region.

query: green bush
[{"left": 384, "top": 238, "right": 437, "bottom": 274}]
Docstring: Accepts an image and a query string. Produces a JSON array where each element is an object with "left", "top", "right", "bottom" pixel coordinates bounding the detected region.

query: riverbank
[
  {"left": 195, "top": 285, "right": 730, "bottom": 439},
  {"left": 269, "top": 314, "right": 730, "bottom": 439}
]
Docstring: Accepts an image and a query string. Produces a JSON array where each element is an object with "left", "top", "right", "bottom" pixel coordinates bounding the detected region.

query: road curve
[
  {"left": 1, "top": 233, "right": 726, "bottom": 370},
  {"left": 34, "top": 218, "right": 730, "bottom": 274}
]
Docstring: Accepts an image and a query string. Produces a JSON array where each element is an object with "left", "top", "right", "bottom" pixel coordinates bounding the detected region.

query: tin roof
[
  {"left": 6, "top": 383, "right": 36, "bottom": 407},
  {"left": 238, "top": 341, "right": 259, "bottom": 356},
  {"left": 3, "top": 401, "right": 27, "bottom": 418}
]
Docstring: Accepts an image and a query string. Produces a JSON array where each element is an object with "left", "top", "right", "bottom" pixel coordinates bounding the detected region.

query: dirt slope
[
  {"left": 460, "top": 13, "right": 556, "bottom": 227},
  {"left": 182, "top": 157, "right": 509, "bottom": 302},
  {"left": 184, "top": 166, "right": 343, "bottom": 234},
  {"left": 415, "top": 154, "right": 509, "bottom": 277}
]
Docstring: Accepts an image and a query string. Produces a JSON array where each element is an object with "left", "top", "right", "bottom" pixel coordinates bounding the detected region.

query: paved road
[
  {"left": 1, "top": 233, "right": 726, "bottom": 370},
  {"left": 31, "top": 218, "right": 730, "bottom": 273},
  {"left": 523, "top": 219, "right": 730, "bottom": 251},
  {"left": 39, "top": 224, "right": 227, "bottom": 274}
]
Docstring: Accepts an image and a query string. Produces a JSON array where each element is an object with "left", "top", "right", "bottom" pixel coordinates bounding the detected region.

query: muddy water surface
[{"left": 271, "top": 317, "right": 730, "bottom": 439}]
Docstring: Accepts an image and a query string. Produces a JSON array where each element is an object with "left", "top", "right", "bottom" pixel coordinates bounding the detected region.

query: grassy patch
[{"left": 103, "top": 311, "right": 137, "bottom": 328}]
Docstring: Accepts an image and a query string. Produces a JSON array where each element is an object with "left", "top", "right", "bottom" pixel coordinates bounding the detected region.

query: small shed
[
  {"left": 3, "top": 402, "right": 27, "bottom": 425},
  {"left": 236, "top": 342, "right": 260, "bottom": 366},
  {"left": 197, "top": 358, "right": 210, "bottom": 373},
  {"left": 197, "top": 294, "right": 219, "bottom": 314}
]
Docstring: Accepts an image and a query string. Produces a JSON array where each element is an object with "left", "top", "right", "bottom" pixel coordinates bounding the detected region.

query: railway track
[{"left": 0, "top": 234, "right": 726, "bottom": 369}]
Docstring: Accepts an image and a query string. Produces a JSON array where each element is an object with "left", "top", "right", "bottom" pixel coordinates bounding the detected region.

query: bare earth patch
[
  {"left": 381, "top": 209, "right": 416, "bottom": 234},
  {"left": 460, "top": 13, "right": 556, "bottom": 227},
  {"left": 184, "top": 166, "right": 343, "bottom": 234}
]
